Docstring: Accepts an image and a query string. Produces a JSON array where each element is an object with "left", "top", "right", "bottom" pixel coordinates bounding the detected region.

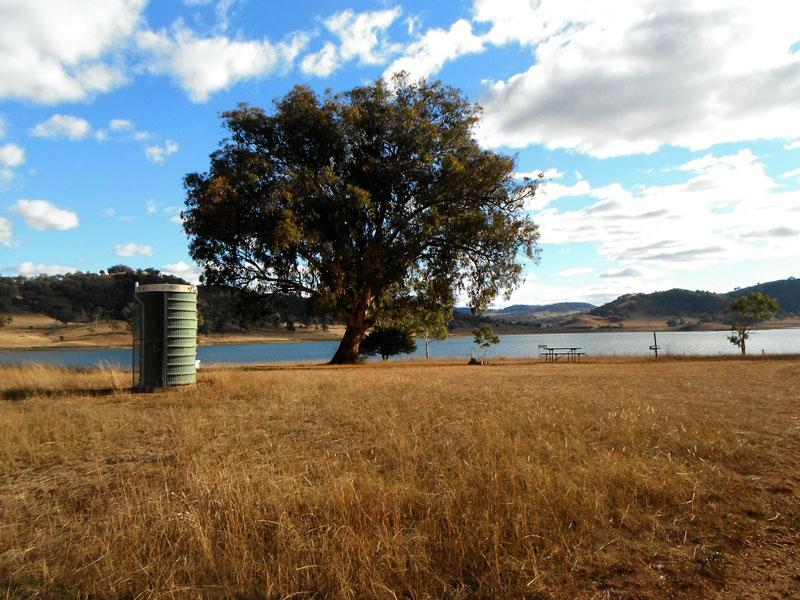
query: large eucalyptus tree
[{"left": 183, "top": 75, "right": 540, "bottom": 363}]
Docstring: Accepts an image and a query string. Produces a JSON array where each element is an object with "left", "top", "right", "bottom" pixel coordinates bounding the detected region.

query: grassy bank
[
  {"left": 1, "top": 359, "right": 799, "bottom": 598},
  {"left": 0, "top": 312, "right": 345, "bottom": 350}
]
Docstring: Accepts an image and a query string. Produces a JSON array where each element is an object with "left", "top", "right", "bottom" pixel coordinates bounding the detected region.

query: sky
[{"left": 0, "top": 0, "right": 799, "bottom": 307}]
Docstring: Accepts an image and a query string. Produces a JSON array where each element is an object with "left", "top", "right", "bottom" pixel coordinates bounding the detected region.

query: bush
[{"left": 359, "top": 327, "right": 416, "bottom": 360}]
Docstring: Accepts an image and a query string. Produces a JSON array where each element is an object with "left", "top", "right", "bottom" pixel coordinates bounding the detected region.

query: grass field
[{"left": 1, "top": 358, "right": 799, "bottom": 599}]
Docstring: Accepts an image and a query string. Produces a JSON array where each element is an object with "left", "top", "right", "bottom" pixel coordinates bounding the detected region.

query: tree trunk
[
  {"left": 329, "top": 322, "right": 366, "bottom": 364},
  {"left": 329, "top": 291, "right": 372, "bottom": 364},
  {"left": 424, "top": 337, "right": 430, "bottom": 359},
  {"left": 741, "top": 338, "right": 746, "bottom": 355}
]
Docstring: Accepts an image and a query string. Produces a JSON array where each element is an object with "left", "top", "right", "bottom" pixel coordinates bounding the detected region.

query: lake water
[{"left": 1, "top": 329, "right": 798, "bottom": 369}]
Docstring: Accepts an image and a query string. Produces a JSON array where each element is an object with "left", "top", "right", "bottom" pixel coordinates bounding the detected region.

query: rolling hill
[{"left": 591, "top": 277, "right": 800, "bottom": 320}]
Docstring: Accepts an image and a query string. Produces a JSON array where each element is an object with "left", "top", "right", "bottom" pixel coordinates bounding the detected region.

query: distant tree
[
  {"left": 727, "top": 292, "right": 779, "bottom": 355},
  {"left": 473, "top": 324, "right": 500, "bottom": 358},
  {"left": 182, "top": 75, "right": 540, "bottom": 363},
  {"left": 0, "top": 314, "right": 11, "bottom": 328},
  {"left": 285, "top": 316, "right": 296, "bottom": 332},
  {"left": 359, "top": 327, "right": 417, "bottom": 361},
  {"left": 54, "top": 305, "right": 77, "bottom": 326},
  {"left": 121, "top": 302, "right": 136, "bottom": 331}
]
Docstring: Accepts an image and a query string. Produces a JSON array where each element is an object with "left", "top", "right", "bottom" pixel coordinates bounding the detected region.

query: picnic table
[{"left": 538, "top": 345, "right": 584, "bottom": 363}]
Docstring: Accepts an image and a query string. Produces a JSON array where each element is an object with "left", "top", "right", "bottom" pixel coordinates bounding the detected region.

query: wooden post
[{"left": 649, "top": 331, "right": 660, "bottom": 358}]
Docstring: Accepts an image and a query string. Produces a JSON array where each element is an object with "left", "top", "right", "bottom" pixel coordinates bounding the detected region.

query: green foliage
[
  {"left": 0, "top": 278, "right": 18, "bottom": 312},
  {"left": 358, "top": 327, "right": 417, "bottom": 360},
  {"left": 727, "top": 292, "right": 780, "bottom": 355},
  {"left": 183, "top": 75, "right": 540, "bottom": 363},
  {"left": 0, "top": 267, "right": 186, "bottom": 324},
  {"left": 473, "top": 324, "right": 500, "bottom": 357}
]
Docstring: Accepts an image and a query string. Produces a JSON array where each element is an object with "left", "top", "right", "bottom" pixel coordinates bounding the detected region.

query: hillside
[
  {"left": 592, "top": 289, "right": 730, "bottom": 319},
  {"left": 492, "top": 302, "right": 595, "bottom": 314},
  {"left": 730, "top": 277, "right": 800, "bottom": 313},
  {"left": 592, "top": 277, "right": 800, "bottom": 320}
]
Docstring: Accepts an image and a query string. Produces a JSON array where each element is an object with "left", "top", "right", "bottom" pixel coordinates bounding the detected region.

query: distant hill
[
  {"left": 592, "top": 277, "right": 800, "bottom": 320},
  {"left": 455, "top": 302, "right": 595, "bottom": 316},
  {"left": 492, "top": 302, "right": 596, "bottom": 315},
  {"left": 729, "top": 277, "right": 800, "bottom": 313},
  {"left": 592, "top": 289, "right": 730, "bottom": 319}
]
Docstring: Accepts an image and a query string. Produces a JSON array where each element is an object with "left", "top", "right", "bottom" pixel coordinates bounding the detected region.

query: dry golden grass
[
  {"left": 0, "top": 313, "right": 132, "bottom": 349},
  {"left": 1, "top": 358, "right": 799, "bottom": 599}
]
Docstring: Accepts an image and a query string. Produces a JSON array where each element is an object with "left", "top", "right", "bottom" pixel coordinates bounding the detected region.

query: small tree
[
  {"left": 415, "top": 309, "right": 450, "bottom": 359},
  {"left": 359, "top": 327, "right": 417, "bottom": 360},
  {"left": 727, "top": 292, "right": 779, "bottom": 355},
  {"left": 473, "top": 324, "right": 500, "bottom": 358}
]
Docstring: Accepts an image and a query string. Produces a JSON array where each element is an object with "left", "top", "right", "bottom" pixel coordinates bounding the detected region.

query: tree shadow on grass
[{"left": 1, "top": 387, "right": 121, "bottom": 401}]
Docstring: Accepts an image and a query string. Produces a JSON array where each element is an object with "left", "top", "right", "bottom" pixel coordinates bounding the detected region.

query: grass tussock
[{"left": 1, "top": 359, "right": 799, "bottom": 599}]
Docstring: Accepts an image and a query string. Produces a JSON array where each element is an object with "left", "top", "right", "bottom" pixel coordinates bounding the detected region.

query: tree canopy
[{"left": 183, "top": 75, "right": 540, "bottom": 363}]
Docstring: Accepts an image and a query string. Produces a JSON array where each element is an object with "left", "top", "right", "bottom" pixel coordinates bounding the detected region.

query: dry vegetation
[
  {"left": 1, "top": 358, "right": 799, "bottom": 599},
  {"left": 0, "top": 312, "right": 344, "bottom": 350}
]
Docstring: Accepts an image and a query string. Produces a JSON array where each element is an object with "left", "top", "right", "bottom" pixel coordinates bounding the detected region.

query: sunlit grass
[{"left": 1, "top": 358, "right": 798, "bottom": 598}]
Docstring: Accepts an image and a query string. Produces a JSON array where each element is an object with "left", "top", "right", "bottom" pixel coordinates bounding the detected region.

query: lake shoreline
[
  {"left": 4, "top": 320, "right": 800, "bottom": 352},
  {"left": 2, "top": 329, "right": 798, "bottom": 369}
]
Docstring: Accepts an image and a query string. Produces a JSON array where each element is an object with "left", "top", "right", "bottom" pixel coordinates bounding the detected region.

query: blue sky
[{"left": 1, "top": 0, "right": 799, "bottom": 306}]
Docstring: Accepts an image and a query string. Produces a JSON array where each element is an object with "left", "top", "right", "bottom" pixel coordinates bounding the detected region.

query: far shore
[{"left": 2, "top": 311, "right": 798, "bottom": 352}]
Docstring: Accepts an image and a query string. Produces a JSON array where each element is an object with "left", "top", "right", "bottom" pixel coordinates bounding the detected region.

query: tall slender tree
[{"left": 183, "top": 75, "right": 540, "bottom": 363}]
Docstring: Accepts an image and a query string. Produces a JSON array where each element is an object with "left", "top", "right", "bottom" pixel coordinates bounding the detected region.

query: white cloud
[
  {"left": 475, "top": 0, "right": 800, "bottom": 157},
  {"left": 557, "top": 267, "right": 595, "bottom": 278},
  {"left": 162, "top": 205, "right": 181, "bottom": 216},
  {"left": 137, "top": 23, "right": 309, "bottom": 102},
  {"left": 13, "top": 262, "right": 76, "bottom": 276},
  {"left": 536, "top": 150, "right": 800, "bottom": 275},
  {"left": 0, "top": 116, "right": 6, "bottom": 139},
  {"left": 0, "top": 0, "right": 144, "bottom": 103},
  {"left": 10, "top": 199, "right": 79, "bottom": 231},
  {"left": 781, "top": 167, "right": 800, "bottom": 180},
  {"left": 145, "top": 199, "right": 158, "bottom": 214},
  {"left": 145, "top": 140, "right": 179, "bottom": 163},
  {"left": 786, "top": 139, "right": 800, "bottom": 150},
  {"left": 133, "top": 130, "right": 152, "bottom": 141},
  {"left": 0, "top": 218, "right": 12, "bottom": 246},
  {"left": 108, "top": 118, "right": 133, "bottom": 131},
  {"left": 384, "top": 19, "right": 484, "bottom": 81},
  {"left": 300, "top": 42, "right": 340, "bottom": 77},
  {"left": 599, "top": 268, "right": 643, "bottom": 278},
  {"left": 31, "top": 114, "right": 91, "bottom": 140},
  {"left": 102, "top": 207, "right": 116, "bottom": 218},
  {"left": 161, "top": 261, "right": 201, "bottom": 284},
  {"left": 330, "top": 8, "right": 401, "bottom": 64},
  {"left": 115, "top": 242, "right": 154, "bottom": 257},
  {"left": 300, "top": 8, "right": 401, "bottom": 78},
  {"left": 0, "top": 144, "right": 25, "bottom": 167},
  {"left": 524, "top": 179, "right": 592, "bottom": 211}
]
